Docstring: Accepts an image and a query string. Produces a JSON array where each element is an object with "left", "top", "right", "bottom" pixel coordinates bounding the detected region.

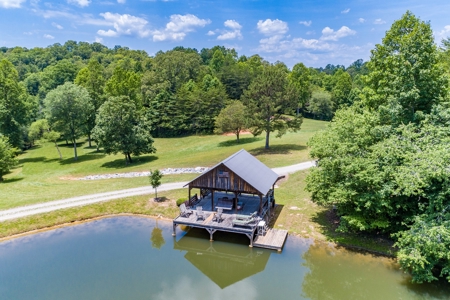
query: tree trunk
[
  {"left": 155, "top": 188, "right": 158, "bottom": 200},
  {"left": 236, "top": 130, "right": 240, "bottom": 143},
  {"left": 73, "top": 139, "right": 78, "bottom": 160},
  {"left": 265, "top": 130, "right": 270, "bottom": 149},
  {"left": 127, "top": 153, "right": 132, "bottom": 163},
  {"left": 54, "top": 142, "right": 62, "bottom": 160},
  {"left": 88, "top": 133, "right": 92, "bottom": 148}
]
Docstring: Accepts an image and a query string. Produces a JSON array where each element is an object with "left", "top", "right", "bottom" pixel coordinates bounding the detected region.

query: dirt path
[{"left": 0, "top": 161, "right": 316, "bottom": 222}]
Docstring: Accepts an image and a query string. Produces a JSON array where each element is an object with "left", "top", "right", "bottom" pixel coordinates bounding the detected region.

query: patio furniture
[
  {"left": 179, "top": 203, "right": 193, "bottom": 218},
  {"left": 196, "top": 206, "right": 205, "bottom": 221},
  {"left": 216, "top": 197, "right": 233, "bottom": 211},
  {"left": 213, "top": 208, "right": 223, "bottom": 223},
  {"left": 232, "top": 211, "right": 258, "bottom": 227}
]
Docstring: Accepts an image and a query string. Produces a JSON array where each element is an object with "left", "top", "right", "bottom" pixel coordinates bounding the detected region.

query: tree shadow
[
  {"left": 218, "top": 136, "right": 263, "bottom": 147},
  {"left": 57, "top": 142, "right": 85, "bottom": 148},
  {"left": 59, "top": 153, "right": 107, "bottom": 165},
  {"left": 311, "top": 209, "right": 395, "bottom": 255},
  {"left": 19, "top": 156, "right": 47, "bottom": 164},
  {"left": 249, "top": 144, "right": 307, "bottom": 156},
  {"left": 1, "top": 177, "right": 24, "bottom": 183},
  {"left": 101, "top": 155, "right": 158, "bottom": 169},
  {"left": 153, "top": 196, "right": 168, "bottom": 202}
]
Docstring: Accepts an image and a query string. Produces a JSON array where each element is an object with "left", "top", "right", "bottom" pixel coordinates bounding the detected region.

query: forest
[{"left": 1, "top": 11, "right": 450, "bottom": 283}]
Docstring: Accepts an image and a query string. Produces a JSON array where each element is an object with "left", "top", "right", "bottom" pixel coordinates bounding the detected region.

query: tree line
[{"left": 0, "top": 39, "right": 366, "bottom": 170}]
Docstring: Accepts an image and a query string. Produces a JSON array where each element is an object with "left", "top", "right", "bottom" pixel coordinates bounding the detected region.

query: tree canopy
[
  {"left": 44, "top": 82, "right": 94, "bottom": 160},
  {"left": 306, "top": 11, "right": 450, "bottom": 283},
  {"left": 92, "top": 96, "right": 155, "bottom": 164},
  {"left": 242, "top": 64, "right": 302, "bottom": 149}
]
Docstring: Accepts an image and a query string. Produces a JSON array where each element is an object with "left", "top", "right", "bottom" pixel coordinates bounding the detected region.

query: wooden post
[
  {"left": 234, "top": 191, "right": 238, "bottom": 211},
  {"left": 211, "top": 190, "right": 215, "bottom": 211},
  {"left": 259, "top": 194, "right": 263, "bottom": 215},
  {"left": 188, "top": 187, "right": 191, "bottom": 203},
  {"left": 172, "top": 223, "right": 177, "bottom": 236}
]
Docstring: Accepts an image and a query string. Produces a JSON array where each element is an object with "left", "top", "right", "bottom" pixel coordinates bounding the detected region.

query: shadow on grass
[
  {"left": 311, "top": 209, "right": 395, "bottom": 255},
  {"left": 268, "top": 204, "right": 284, "bottom": 227},
  {"left": 59, "top": 153, "right": 107, "bottom": 165},
  {"left": 218, "top": 136, "right": 263, "bottom": 147},
  {"left": 1, "top": 177, "right": 24, "bottom": 183},
  {"left": 152, "top": 196, "right": 168, "bottom": 202},
  {"left": 57, "top": 142, "right": 85, "bottom": 148},
  {"left": 101, "top": 155, "right": 158, "bottom": 169},
  {"left": 249, "top": 144, "right": 307, "bottom": 156},
  {"left": 19, "top": 156, "right": 47, "bottom": 164}
]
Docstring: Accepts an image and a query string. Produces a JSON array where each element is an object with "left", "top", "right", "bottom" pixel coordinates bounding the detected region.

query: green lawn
[{"left": 0, "top": 118, "right": 328, "bottom": 209}]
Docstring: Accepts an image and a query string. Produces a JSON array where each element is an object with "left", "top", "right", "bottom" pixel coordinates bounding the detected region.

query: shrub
[{"left": 176, "top": 198, "right": 188, "bottom": 207}]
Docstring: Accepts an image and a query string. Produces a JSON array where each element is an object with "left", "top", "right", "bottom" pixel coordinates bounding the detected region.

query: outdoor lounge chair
[
  {"left": 213, "top": 208, "right": 223, "bottom": 223},
  {"left": 232, "top": 211, "right": 258, "bottom": 227},
  {"left": 196, "top": 206, "right": 205, "bottom": 221},
  {"left": 179, "top": 203, "right": 193, "bottom": 218}
]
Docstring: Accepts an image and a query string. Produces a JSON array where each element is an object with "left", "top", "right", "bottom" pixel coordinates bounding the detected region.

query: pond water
[{"left": 0, "top": 216, "right": 449, "bottom": 300}]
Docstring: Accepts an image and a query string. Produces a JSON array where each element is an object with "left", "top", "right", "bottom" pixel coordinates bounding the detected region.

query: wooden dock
[
  {"left": 173, "top": 192, "right": 288, "bottom": 251},
  {"left": 253, "top": 229, "right": 288, "bottom": 252}
]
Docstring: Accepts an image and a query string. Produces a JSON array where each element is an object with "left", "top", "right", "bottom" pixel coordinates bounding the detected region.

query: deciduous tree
[
  {"left": 44, "top": 82, "right": 94, "bottom": 160},
  {"left": 0, "top": 135, "right": 17, "bottom": 181},
  {"left": 214, "top": 101, "right": 247, "bottom": 142},
  {"left": 92, "top": 96, "right": 155, "bottom": 164}
]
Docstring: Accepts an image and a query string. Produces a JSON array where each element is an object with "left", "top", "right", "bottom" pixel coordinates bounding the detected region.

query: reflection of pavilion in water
[{"left": 174, "top": 232, "right": 272, "bottom": 289}]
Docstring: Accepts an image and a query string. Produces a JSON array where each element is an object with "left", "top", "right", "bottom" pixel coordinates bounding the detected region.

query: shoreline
[{"left": 0, "top": 212, "right": 395, "bottom": 258}]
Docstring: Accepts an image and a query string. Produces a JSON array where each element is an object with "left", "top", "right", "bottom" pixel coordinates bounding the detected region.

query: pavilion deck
[{"left": 173, "top": 192, "right": 273, "bottom": 247}]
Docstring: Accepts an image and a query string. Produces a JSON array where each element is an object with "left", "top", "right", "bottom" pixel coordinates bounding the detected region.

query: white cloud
[
  {"left": 207, "top": 30, "right": 215, "bottom": 36},
  {"left": 258, "top": 34, "right": 333, "bottom": 53},
  {"left": 299, "top": 20, "right": 312, "bottom": 27},
  {"left": 217, "top": 19, "right": 242, "bottom": 40},
  {"left": 341, "top": 8, "right": 350, "bottom": 14},
  {"left": 68, "top": 0, "right": 91, "bottom": 7},
  {"left": 217, "top": 30, "right": 242, "bottom": 40},
  {"left": 43, "top": 34, "right": 55, "bottom": 39},
  {"left": 359, "top": 18, "right": 365, "bottom": 23},
  {"left": 306, "top": 30, "right": 315, "bottom": 35},
  {"left": 438, "top": 25, "right": 450, "bottom": 37},
  {"left": 52, "top": 22, "right": 63, "bottom": 29},
  {"left": 117, "top": 0, "right": 125, "bottom": 3},
  {"left": 224, "top": 19, "right": 242, "bottom": 30},
  {"left": 373, "top": 18, "right": 386, "bottom": 25},
  {"left": 153, "top": 14, "right": 210, "bottom": 41},
  {"left": 0, "top": 0, "right": 25, "bottom": 8},
  {"left": 257, "top": 19, "right": 288, "bottom": 36},
  {"left": 97, "top": 12, "right": 150, "bottom": 37},
  {"left": 320, "top": 26, "right": 355, "bottom": 41},
  {"left": 95, "top": 36, "right": 103, "bottom": 43}
]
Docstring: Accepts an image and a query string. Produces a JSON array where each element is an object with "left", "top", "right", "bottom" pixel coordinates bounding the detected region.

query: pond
[{"left": 0, "top": 216, "right": 449, "bottom": 300}]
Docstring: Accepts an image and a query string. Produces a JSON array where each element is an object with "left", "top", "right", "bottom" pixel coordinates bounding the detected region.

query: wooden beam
[{"left": 211, "top": 189, "right": 215, "bottom": 211}]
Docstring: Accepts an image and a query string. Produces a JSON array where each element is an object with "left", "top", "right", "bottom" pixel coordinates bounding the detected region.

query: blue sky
[{"left": 1, "top": 0, "right": 450, "bottom": 67}]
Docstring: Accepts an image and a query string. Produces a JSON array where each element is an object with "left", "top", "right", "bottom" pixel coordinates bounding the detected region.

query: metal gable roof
[{"left": 186, "top": 149, "right": 279, "bottom": 195}]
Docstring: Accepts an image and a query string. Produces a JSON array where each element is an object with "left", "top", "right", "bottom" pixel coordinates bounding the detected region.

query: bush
[{"left": 176, "top": 198, "right": 188, "bottom": 207}]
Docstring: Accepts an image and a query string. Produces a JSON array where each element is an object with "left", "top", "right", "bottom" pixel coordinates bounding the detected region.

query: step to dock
[{"left": 253, "top": 229, "right": 288, "bottom": 251}]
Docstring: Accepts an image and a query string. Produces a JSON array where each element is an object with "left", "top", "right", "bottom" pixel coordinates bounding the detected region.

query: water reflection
[
  {"left": 174, "top": 229, "right": 272, "bottom": 289},
  {"left": 150, "top": 220, "right": 165, "bottom": 249},
  {"left": 301, "top": 242, "right": 450, "bottom": 300},
  {"left": 0, "top": 217, "right": 449, "bottom": 300}
]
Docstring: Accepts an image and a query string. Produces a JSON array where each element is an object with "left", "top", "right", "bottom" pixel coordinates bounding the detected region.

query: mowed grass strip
[
  {"left": 0, "top": 118, "right": 327, "bottom": 209},
  {"left": 0, "top": 168, "right": 394, "bottom": 255}
]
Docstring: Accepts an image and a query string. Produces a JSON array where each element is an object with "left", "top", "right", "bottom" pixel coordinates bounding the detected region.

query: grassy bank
[
  {"left": 0, "top": 169, "right": 395, "bottom": 255},
  {"left": 0, "top": 118, "right": 327, "bottom": 209}
]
